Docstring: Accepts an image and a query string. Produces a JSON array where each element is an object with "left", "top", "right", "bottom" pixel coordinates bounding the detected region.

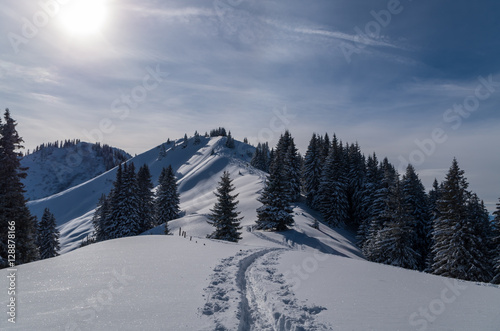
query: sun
[{"left": 60, "top": 0, "right": 107, "bottom": 36}]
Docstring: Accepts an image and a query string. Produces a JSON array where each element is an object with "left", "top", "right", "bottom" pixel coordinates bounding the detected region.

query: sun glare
[{"left": 60, "top": 0, "right": 107, "bottom": 36}]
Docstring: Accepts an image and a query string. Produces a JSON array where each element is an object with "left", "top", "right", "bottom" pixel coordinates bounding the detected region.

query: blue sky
[{"left": 1, "top": 0, "right": 499, "bottom": 211}]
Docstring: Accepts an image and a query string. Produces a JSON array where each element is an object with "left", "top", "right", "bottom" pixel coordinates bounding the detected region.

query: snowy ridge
[
  {"left": 27, "top": 135, "right": 362, "bottom": 256},
  {"left": 21, "top": 141, "right": 130, "bottom": 201},
  {"left": 27, "top": 136, "right": 243, "bottom": 253}
]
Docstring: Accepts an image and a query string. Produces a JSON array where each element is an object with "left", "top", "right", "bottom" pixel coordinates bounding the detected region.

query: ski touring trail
[{"left": 200, "top": 247, "right": 331, "bottom": 330}]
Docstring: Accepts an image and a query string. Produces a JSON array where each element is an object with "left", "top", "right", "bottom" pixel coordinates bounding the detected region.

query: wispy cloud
[
  {"left": 120, "top": 4, "right": 213, "bottom": 19},
  {"left": 261, "top": 18, "right": 402, "bottom": 49}
]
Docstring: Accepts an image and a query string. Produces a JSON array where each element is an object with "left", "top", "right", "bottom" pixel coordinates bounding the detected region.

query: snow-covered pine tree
[
  {"left": 284, "top": 138, "right": 301, "bottom": 202},
  {"left": 271, "top": 131, "right": 301, "bottom": 201},
  {"left": 357, "top": 153, "right": 381, "bottom": 247},
  {"left": 156, "top": 165, "right": 180, "bottom": 234},
  {"left": 225, "top": 131, "right": 235, "bottom": 148},
  {"left": 491, "top": 198, "right": 500, "bottom": 284},
  {"left": 92, "top": 193, "right": 111, "bottom": 242},
  {"left": 371, "top": 180, "right": 420, "bottom": 269},
  {"left": 428, "top": 179, "right": 442, "bottom": 221},
  {"left": 207, "top": 171, "right": 242, "bottom": 242},
  {"left": 137, "top": 164, "right": 155, "bottom": 231},
  {"left": 425, "top": 178, "right": 442, "bottom": 270},
  {"left": 107, "top": 163, "right": 123, "bottom": 239},
  {"left": 210, "top": 127, "right": 227, "bottom": 137},
  {"left": 117, "top": 163, "right": 143, "bottom": 237},
  {"left": 251, "top": 143, "right": 263, "bottom": 170},
  {"left": 466, "top": 193, "right": 493, "bottom": 278},
  {"left": 362, "top": 158, "right": 397, "bottom": 260},
  {"left": 302, "top": 133, "right": 322, "bottom": 208},
  {"left": 182, "top": 134, "right": 188, "bottom": 148},
  {"left": 262, "top": 142, "right": 270, "bottom": 172},
  {"left": 255, "top": 147, "right": 294, "bottom": 231},
  {"left": 316, "top": 135, "right": 348, "bottom": 227},
  {"left": 0, "top": 109, "right": 39, "bottom": 267},
  {"left": 38, "top": 208, "right": 60, "bottom": 259},
  {"left": 194, "top": 131, "right": 201, "bottom": 145},
  {"left": 319, "top": 133, "right": 330, "bottom": 165},
  {"left": 346, "top": 142, "right": 366, "bottom": 228},
  {"left": 431, "top": 158, "right": 492, "bottom": 282},
  {"left": 107, "top": 163, "right": 143, "bottom": 239},
  {"left": 401, "top": 164, "right": 431, "bottom": 270},
  {"left": 251, "top": 142, "right": 270, "bottom": 172}
]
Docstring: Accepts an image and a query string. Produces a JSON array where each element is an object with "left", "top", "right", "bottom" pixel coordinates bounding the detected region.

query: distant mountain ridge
[{"left": 21, "top": 141, "right": 131, "bottom": 201}]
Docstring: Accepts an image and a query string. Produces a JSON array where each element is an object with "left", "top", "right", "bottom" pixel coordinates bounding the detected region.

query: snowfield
[
  {"left": 2, "top": 136, "right": 499, "bottom": 330},
  {"left": 1, "top": 232, "right": 499, "bottom": 330}
]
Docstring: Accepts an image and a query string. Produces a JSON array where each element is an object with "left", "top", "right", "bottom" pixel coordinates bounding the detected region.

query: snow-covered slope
[
  {"left": 27, "top": 136, "right": 361, "bottom": 256},
  {"left": 1, "top": 233, "right": 498, "bottom": 330},
  {"left": 21, "top": 142, "right": 131, "bottom": 201},
  {"left": 4, "top": 136, "right": 499, "bottom": 330},
  {"left": 27, "top": 136, "right": 261, "bottom": 253}
]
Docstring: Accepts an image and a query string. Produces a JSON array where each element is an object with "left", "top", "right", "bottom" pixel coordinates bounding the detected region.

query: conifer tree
[
  {"left": 107, "top": 163, "right": 143, "bottom": 239},
  {"left": 194, "top": 131, "right": 201, "bottom": 145},
  {"left": 137, "top": 164, "right": 155, "bottom": 231},
  {"left": 319, "top": 133, "right": 330, "bottom": 165},
  {"left": 346, "top": 142, "right": 366, "bottom": 228},
  {"left": 285, "top": 139, "right": 302, "bottom": 202},
  {"left": 401, "top": 164, "right": 431, "bottom": 270},
  {"left": 272, "top": 131, "right": 301, "bottom": 201},
  {"left": 255, "top": 148, "right": 294, "bottom": 231},
  {"left": 225, "top": 131, "right": 235, "bottom": 148},
  {"left": 251, "top": 143, "right": 263, "bottom": 170},
  {"left": 0, "top": 109, "right": 39, "bottom": 267},
  {"left": 207, "top": 171, "right": 242, "bottom": 242},
  {"left": 92, "top": 194, "right": 111, "bottom": 242},
  {"left": 357, "top": 153, "right": 381, "bottom": 247},
  {"left": 316, "top": 135, "right": 348, "bottom": 227},
  {"left": 117, "top": 163, "right": 143, "bottom": 237},
  {"left": 107, "top": 163, "right": 124, "bottom": 239},
  {"left": 491, "top": 198, "right": 500, "bottom": 284},
  {"left": 156, "top": 165, "right": 180, "bottom": 234},
  {"left": 467, "top": 193, "right": 493, "bottom": 276},
  {"left": 38, "top": 208, "right": 60, "bottom": 259},
  {"left": 371, "top": 180, "right": 419, "bottom": 269},
  {"left": 302, "top": 133, "right": 322, "bottom": 208},
  {"left": 262, "top": 143, "right": 270, "bottom": 171},
  {"left": 362, "top": 158, "right": 397, "bottom": 259},
  {"left": 425, "top": 178, "right": 442, "bottom": 270},
  {"left": 431, "top": 158, "right": 491, "bottom": 282},
  {"left": 251, "top": 142, "right": 270, "bottom": 172},
  {"left": 428, "top": 179, "right": 442, "bottom": 221}
]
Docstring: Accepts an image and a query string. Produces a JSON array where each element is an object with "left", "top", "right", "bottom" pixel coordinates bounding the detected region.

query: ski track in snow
[
  {"left": 200, "top": 247, "right": 331, "bottom": 331},
  {"left": 246, "top": 226, "right": 295, "bottom": 250}
]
